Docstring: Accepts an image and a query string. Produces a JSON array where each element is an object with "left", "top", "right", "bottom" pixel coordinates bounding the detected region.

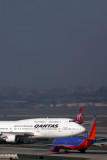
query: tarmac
[
  {"left": 0, "top": 146, "right": 107, "bottom": 160},
  {"left": 0, "top": 106, "right": 107, "bottom": 160}
]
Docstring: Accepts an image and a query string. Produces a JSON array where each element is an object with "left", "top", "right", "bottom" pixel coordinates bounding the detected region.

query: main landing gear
[
  {"left": 79, "top": 148, "right": 87, "bottom": 153},
  {"left": 55, "top": 147, "right": 59, "bottom": 152},
  {"left": 64, "top": 149, "right": 69, "bottom": 153}
]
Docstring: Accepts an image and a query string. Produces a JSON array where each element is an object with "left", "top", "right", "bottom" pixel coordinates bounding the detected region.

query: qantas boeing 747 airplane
[
  {"left": 0, "top": 116, "right": 85, "bottom": 143},
  {"left": 0, "top": 107, "right": 85, "bottom": 143}
]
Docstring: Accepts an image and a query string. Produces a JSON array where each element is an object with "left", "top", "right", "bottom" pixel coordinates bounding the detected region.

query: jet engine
[{"left": 3, "top": 134, "right": 16, "bottom": 143}]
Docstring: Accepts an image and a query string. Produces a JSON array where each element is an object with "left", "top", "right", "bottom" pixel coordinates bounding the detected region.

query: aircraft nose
[
  {"left": 80, "top": 125, "right": 85, "bottom": 133},
  {"left": 74, "top": 123, "right": 85, "bottom": 135}
]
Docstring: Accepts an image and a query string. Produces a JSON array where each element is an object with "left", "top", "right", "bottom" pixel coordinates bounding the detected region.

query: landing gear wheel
[
  {"left": 15, "top": 137, "right": 24, "bottom": 144},
  {"left": 64, "top": 149, "right": 69, "bottom": 153},
  {"left": 55, "top": 147, "right": 59, "bottom": 152},
  {"left": 79, "top": 148, "right": 87, "bottom": 153}
]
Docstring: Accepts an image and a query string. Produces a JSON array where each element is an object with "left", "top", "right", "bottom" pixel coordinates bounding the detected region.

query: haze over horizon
[{"left": 0, "top": 0, "right": 107, "bottom": 90}]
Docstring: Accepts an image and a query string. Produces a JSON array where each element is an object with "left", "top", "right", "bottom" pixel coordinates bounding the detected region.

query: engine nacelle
[{"left": 3, "top": 134, "right": 16, "bottom": 143}]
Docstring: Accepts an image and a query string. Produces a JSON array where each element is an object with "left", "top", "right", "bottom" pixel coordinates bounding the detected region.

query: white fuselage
[{"left": 0, "top": 118, "right": 85, "bottom": 139}]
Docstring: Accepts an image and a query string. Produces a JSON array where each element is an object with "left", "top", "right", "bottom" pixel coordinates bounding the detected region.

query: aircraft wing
[
  {"left": 82, "top": 121, "right": 91, "bottom": 125},
  {"left": 93, "top": 142, "right": 107, "bottom": 146},
  {"left": 83, "top": 120, "right": 102, "bottom": 125},
  {"left": 0, "top": 132, "right": 34, "bottom": 137}
]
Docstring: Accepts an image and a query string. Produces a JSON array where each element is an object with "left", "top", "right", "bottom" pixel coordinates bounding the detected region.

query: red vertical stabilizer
[{"left": 74, "top": 107, "right": 84, "bottom": 124}]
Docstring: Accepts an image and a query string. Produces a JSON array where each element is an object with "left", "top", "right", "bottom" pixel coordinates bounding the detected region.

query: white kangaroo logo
[{"left": 77, "top": 113, "right": 82, "bottom": 120}]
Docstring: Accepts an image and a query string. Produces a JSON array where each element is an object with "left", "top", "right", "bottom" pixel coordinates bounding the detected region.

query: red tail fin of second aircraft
[{"left": 74, "top": 107, "right": 84, "bottom": 124}]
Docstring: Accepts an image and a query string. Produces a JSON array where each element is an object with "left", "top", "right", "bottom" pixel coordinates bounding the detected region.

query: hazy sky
[{"left": 0, "top": 0, "right": 107, "bottom": 89}]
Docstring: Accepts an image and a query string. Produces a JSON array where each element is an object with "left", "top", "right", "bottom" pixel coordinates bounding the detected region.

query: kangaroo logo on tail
[
  {"left": 77, "top": 113, "right": 82, "bottom": 120},
  {"left": 74, "top": 107, "right": 84, "bottom": 124}
]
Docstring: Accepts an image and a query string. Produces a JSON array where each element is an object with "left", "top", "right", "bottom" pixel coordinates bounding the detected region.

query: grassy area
[
  {"left": 19, "top": 154, "right": 87, "bottom": 160},
  {"left": 0, "top": 138, "right": 53, "bottom": 149},
  {"left": 89, "top": 146, "right": 107, "bottom": 150}
]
